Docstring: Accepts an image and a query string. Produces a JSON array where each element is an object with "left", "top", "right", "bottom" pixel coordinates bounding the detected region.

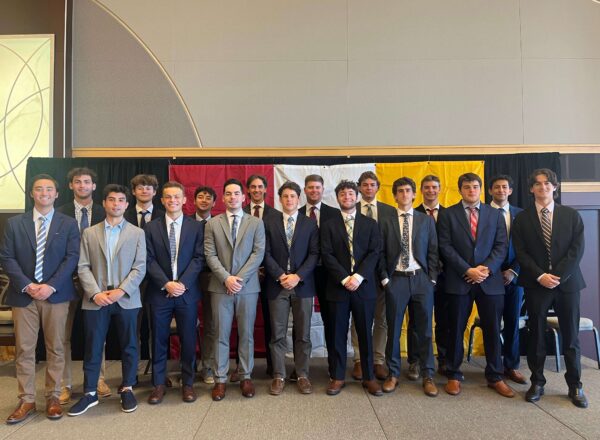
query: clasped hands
[
  {"left": 464, "top": 266, "right": 490, "bottom": 284},
  {"left": 93, "top": 288, "right": 126, "bottom": 306},
  {"left": 225, "top": 276, "right": 244, "bottom": 295},
  {"left": 344, "top": 274, "right": 362, "bottom": 292},
  {"left": 26, "top": 283, "right": 54, "bottom": 301},
  {"left": 164, "top": 281, "right": 187, "bottom": 298},
  {"left": 538, "top": 273, "right": 561, "bottom": 289},
  {"left": 279, "top": 273, "right": 300, "bottom": 290}
]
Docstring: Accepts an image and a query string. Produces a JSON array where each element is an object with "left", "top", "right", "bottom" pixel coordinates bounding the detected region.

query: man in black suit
[
  {"left": 379, "top": 177, "right": 439, "bottom": 397},
  {"left": 349, "top": 171, "right": 396, "bottom": 381},
  {"left": 263, "top": 181, "right": 319, "bottom": 395},
  {"left": 409, "top": 175, "right": 447, "bottom": 379},
  {"left": 57, "top": 167, "right": 108, "bottom": 404},
  {"left": 513, "top": 168, "right": 588, "bottom": 408},
  {"left": 298, "top": 174, "right": 340, "bottom": 379},
  {"left": 488, "top": 175, "right": 527, "bottom": 385},
  {"left": 193, "top": 185, "right": 217, "bottom": 384},
  {"left": 321, "top": 180, "right": 382, "bottom": 397},
  {"left": 437, "top": 173, "right": 513, "bottom": 398},
  {"left": 124, "top": 174, "right": 165, "bottom": 228}
]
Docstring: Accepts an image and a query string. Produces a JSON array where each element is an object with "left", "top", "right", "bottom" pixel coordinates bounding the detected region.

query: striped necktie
[
  {"left": 169, "top": 221, "right": 177, "bottom": 279},
  {"left": 345, "top": 215, "right": 355, "bottom": 271},
  {"left": 34, "top": 216, "right": 47, "bottom": 283},
  {"left": 468, "top": 207, "right": 478, "bottom": 239},
  {"left": 540, "top": 208, "right": 552, "bottom": 268}
]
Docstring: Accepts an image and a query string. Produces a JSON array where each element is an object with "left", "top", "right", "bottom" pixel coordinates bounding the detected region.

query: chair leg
[
  {"left": 467, "top": 324, "right": 477, "bottom": 363},
  {"left": 550, "top": 328, "right": 561, "bottom": 372},
  {"left": 592, "top": 327, "right": 600, "bottom": 370}
]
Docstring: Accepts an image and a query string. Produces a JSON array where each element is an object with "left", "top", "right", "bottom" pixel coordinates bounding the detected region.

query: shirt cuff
[
  {"left": 341, "top": 276, "right": 350, "bottom": 286},
  {"left": 381, "top": 278, "right": 389, "bottom": 287},
  {"left": 352, "top": 273, "right": 364, "bottom": 284},
  {"left": 508, "top": 269, "right": 518, "bottom": 278},
  {"left": 536, "top": 273, "right": 546, "bottom": 282}
]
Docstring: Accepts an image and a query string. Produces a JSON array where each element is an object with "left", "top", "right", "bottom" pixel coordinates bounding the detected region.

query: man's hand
[
  {"left": 27, "top": 283, "right": 54, "bottom": 301},
  {"left": 344, "top": 276, "right": 361, "bottom": 292},
  {"left": 538, "top": 273, "right": 561, "bottom": 289},
  {"left": 502, "top": 270, "right": 515, "bottom": 286},
  {"left": 93, "top": 292, "right": 113, "bottom": 307},
  {"left": 164, "top": 281, "right": 186, "bottom": 298},
  {"left": 464, "top": 266, "right": 489, "bottom": 284},
  {"left": 225, "top": 276, "right": 243, "bottom": 295},
  {"left": 280, "top": 274, "right": 300, "bottom": 290},
  {"left": 107, "top": 288, "right": 126, "bottom": 301}
]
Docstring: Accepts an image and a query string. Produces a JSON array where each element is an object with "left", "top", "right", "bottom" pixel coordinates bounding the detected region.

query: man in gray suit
[
  {"left": 68, "top": 184, "right": 146, "bottom": 416},
  {"left": 204, "top": 178, "right": 265, "bottom": 401}
]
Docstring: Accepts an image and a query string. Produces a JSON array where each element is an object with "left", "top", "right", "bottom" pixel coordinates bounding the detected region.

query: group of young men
[{"left": 0, "top": 166, "right": 588, "bottom": 424}]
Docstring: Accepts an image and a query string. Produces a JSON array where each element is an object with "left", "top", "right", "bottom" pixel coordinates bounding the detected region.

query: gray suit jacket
[
  {"left": 78, "top": 220, "right": 147, "bottom": 310},
  {"left": 204, "top": 211, "right": 265, "bottom": 294}
]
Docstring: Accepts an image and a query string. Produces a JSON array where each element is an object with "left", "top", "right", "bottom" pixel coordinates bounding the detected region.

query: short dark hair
[
  {"left": 246, "top": 174, "right": 267, "bottom": 188},
  {"left": 392, "top": 177, "right": 416, "bottom": 195},
  {"left": 278, "top": 181, "right": 301, "bottom": 197},
  {"left": 304, "top": 174, "right": 324, "bottom": 186},
  {"left": 458, "top": 173, "right": 482, "bottom": 190},
  {"left": 528, "top": 168, "right": 559, "bottom": 189},
  {"left": 420, "top": 174, "right": 441, "bottom": 188},
  {"left": 67, "top": 167, "right": 97, "bottom": 184},
  {"left": 194, "top": 185, "right": 216, "bottom": 200},
  {"left": 103, "top": 184, "right": 129, "bottom": 200},
  {"left": 162, "top": 181, "right": 185, "bottom": 194},
  {"left": 130, "top": 174, "right": 159, "bottom": 191},
  {"left": 334, "top": 180, "right": 358, "bottom": 196},
  {"left": 488, "top": 174, "right": 514, "bottom": 190},
  {"left": 223, "top": 178, "right": 243, "bottom": 192},
  {"left": 357, "top": 171, "right": 380, "bottom": 187},
  {"left": 30, "top": 174, "right": 59, "bottom": 192}
]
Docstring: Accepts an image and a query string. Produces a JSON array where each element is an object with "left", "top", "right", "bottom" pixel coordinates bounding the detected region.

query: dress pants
[
  {"left": 351, "top": 283, "right": 386, "bottom": 366},
  {"left": 83, "top": 303, "right": 139, "bottom": 393},
  {"left": 212, "top": 291, "right": 259, "bottom": 383},
  {"left": 385, "top": 271, "right": 435, "bottom": 378},
  {"left": 526, "top": 288, "right": 581, "bottom": 388},
  {"left": 314, "top": 266, "right": 334, "bottom": 373},
  {"left": 502, "top": 283, "right": 524, "bottom": 370},
  {"left": 199, "top": 271, "right": 216, "bottom": 375},
  {"left": 13, "top": 300, "right": 69, "bottom": 402},
  {"left": 446, "top": 285, "right": 504, "bottom": 383},
  {"left": 150, "top": 296, "right": 198, "bottom": 387},
  {"left": 269, "top": 288, "right": 313, "bottom": 378},
  {"left": 329, "top": 295, "right": 375, "bottom": 381}
]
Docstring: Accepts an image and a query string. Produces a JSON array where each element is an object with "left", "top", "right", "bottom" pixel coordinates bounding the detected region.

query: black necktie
[{"left": 139, "top": 210, "right": 148, "bottom": 228}]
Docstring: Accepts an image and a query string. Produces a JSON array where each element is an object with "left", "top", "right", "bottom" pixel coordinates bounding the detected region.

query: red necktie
[
  {"left": 253, "top": 205, "right": 260, "bottom": 218},
  {"left": 309, "top": 206, "right": 317, "bottom": 221},
  {"left": 469, "top": 207, "right": 478, "bottom": 239}
]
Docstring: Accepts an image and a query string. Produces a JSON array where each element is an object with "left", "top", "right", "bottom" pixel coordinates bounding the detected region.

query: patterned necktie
[
  {"left": 309, "top": 206, "right": 317, "bottom": 222},
  {"left": 468, "top": 207, "right": 478, "bottom": 239},
  {"left": 345, "top": 215, "right": 355, "bottom": 271},
  {"left": 540, "top": 208, "right": 552, "bottom": 268},
  {"left": 169, "top": 221, "right": 177, "bottom": 279},
  {"left": 231, "top": 214, "right": 238, "bottom": 248},
  {"left": 253, "top": 205, "right": 260, "bottom": 218},
  {"left": 80, "top": 207, "right": 89, "bottom": 231},
  {"left": 286, "top": 216, "right": 294, "bottom": 248},
  {"left": 139, "top": 210, "right": 148, "bottom": 229},
  {"left": 400, "top": 213, "right": 410, "bottom": 269},
  {"left": 366, "top": 203, "right": 373, "bottom": 219},
  {"left": 34, "top": 216, "right": 47, "bottom": 283}
]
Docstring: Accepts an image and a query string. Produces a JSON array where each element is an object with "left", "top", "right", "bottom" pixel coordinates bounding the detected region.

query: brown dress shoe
[
  {"left": 6, "top": 401, "right": 36, "bottom": 425},
  {"left": 297, "top": 377, "right": 312, "bottom": 394},
  {"left": 445, "top": 379, "right": 461, "bottom": 396},
  {"left": 351, "top": 362, "right": 363, "bottom": 381},
  {"left": 46, "top": 397, "right": 63, "bottom": 420},
  {"left": 182, "top": 385, "right": 197, "bottom": 403},
  {"left": 326, "top": 379, "right": 345, "bottom": 396},
  {"left": 362, "top": 379, "right": 383, "bottom": 397},
  {"left": 212, "top": 383, "right": 226, "bottom": 401},
  {"left": 423, "top": 377, "right": 439, "bottom": 397},
  {"left": 148, "top": 385, "right": 166, "bottom": 404},
  {"left": 229, "top": 368, "right": 240, "bottom": 383},
  {"left": 382, "top": 377, "right": 399, "bottom": 393},
  {"left": 374, "top": 364, "right": 388, "bottom": 381},
  {"left": 240, "top": 379, "right": 255, "bottom": 398},
  {"left": 269, "top": 378, "right": 285, "bottom": 396},
  {"left": 488, "top": 380, "right": 515, "bottom": 398},
  {"left": 504, "top": 369, "right": 527, "bottom": 385}
]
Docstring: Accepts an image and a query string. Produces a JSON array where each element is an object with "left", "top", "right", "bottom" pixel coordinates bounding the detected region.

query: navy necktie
[{"left": 80, "top": 207, "right": 89, "bottom": 231}]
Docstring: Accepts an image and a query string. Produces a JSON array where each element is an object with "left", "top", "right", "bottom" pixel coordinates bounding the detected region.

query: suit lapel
[
  {"left": 45, "top": 214, "right": 63, "bottom": 249},
  {"left": 529, "top": 207, "right": 545, "bottom": 244},
  {"left": 113, "top": 221, "right": 128, "bottom": 257},
  {"left": 235, "top": 213, "right": 251, "bottom": 247},
  {"left": 475, "top": 205, "right": 488, "bottom": 241},
  {"left": 278, "top": 216, "right": 288, "bottom": 248},
  {"left": 96, "top": 223, "right": 108, "bottom": 260},
  {"left": 411, "top": 212, "right": 421, "bottom": 253},
  {"left": 158, "top": 217, "right": 171, "bottom": 255},
  {"left": 456, "top": 204, "right": 473, "bottom": 241},
  {"left": 23, "top": 214, "right": 37, "bottom": 250},
  {"left": 219, "top": 214, "right": 234, "bottom": 248}
]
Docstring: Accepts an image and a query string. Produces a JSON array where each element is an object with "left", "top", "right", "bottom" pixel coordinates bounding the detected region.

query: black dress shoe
[
  {"left": 525, "top": 384, "right": 544, "bottom": 402},
  {"left": 568, "top": 387, "right": 588, "bottom": 408}
]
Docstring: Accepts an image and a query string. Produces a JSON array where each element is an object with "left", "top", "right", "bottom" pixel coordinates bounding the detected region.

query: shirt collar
[
  {"left": 136, "top": 204, "right": 153, "bottom": 214},
  {"left": 33, "top": 208, "right": 54, "bottom": 223},
  {"left": 342, "top": 209, "right": 357, "bottom": 219},
  {"left": 397, "top": 207, "right": 414, "bottom": 216},
  {"left": 251, "top": 201, "right": 265, "bottom": 209},
  {"left": 283, "top": 211, "right": 298, "bottom": 223},
  {"left": 535, "top": 201, "right": 555, "bottom": 214},
  {"left": 360, "top": 199, "right": 376, "bottom": 207},
  {"left": 490, "top": 201, "right": 509, "bottom": 212},
  {"left": 74, "top": 199, "right": 93, "bottom": 211},
  {"left": 228, "top": 208, "right": 243, "bottom": 217},
  {"left": 196, "top": 213, "right": 211, "bottom": 222},
  {"left": 166, "top": 214, "right": 184, "bottom": 227},
  {"left": 423, "top": 203, "right": 440, "bottom": 211},
  {"left": 462, "top": 200, "right": 481, "bottom": 210},
  {"left": 307, "top": 201, "right": 322, "bottom": 211},
  {"left": 104, "top": 218, "right": 125, "bottom": 230}
]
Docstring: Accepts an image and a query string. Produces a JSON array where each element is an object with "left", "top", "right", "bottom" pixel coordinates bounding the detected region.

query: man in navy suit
[
  {"left": 321, "top": 180, "right": 382, "bottom": 397},
  {"left": 145, "top": 181, "right": 205, "bottom": 404},
  {"left": 263, "top": 181, "right": 319, "bottom": 395},
  {"left": 379, "top": 177, "right": 439, "bottom": 397},
  {"left": 488, "top": 175, "right": 527, "bottom": 385},
  {"left": 513, "top": 169, "right": 588, "bottom": 408},
  {"left": 437, "top": 173, "right": 513, "bottom": 398},
  {"left": 1, "top": 174, "right": 79, "bottom": 423},
  {"left": 57, "top": 167, "right": 109, "bottom": 404}
]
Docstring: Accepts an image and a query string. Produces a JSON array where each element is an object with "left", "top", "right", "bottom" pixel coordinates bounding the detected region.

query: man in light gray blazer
[
  {"left": 68, "top": 184, "right": 146, "bottom": 416},
  {"left": 204, "top": 178, "right": 265, "bottom": 401}
]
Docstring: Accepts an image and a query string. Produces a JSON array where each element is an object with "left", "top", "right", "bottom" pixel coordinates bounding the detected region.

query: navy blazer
[
  {"left": 501, "top": 205, "right": 523, "bottom": 281},
  {"left": 0, "top": 211, "right": 80, "bottom": 306},
  {"left": 124, "top": 204, "right": 165, "bottom": 228},
  {"left": 57, "top": 201, "right": 106, "bottom": 227},
  {"left": 379, "top": 210, "right": 439, "bottom": 283},
  {"left": 320, "top": 211, "right": 381, "bottom": 301},
  {"left": 512, "top": 204, "right": 585, "bottom": 292},
  {"left": 144, "top": 215, "right": 205, "bottom": 305},
  {"left": 437, "top": 202, "right": 508, "bottom": 295},
  {"left": 263, "top": 211, "right": 319, "bottom": 300}
]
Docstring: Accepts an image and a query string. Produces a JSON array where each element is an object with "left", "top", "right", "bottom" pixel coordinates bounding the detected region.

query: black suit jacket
[
  {"left": 320, "top": 211, "right": 381, "bottom": 301},
  {"left": 263, "top": 212, "right": 319, "bottom": 299},
  {"left": 57, "top": 201, "right": 105, "bottom": 226},
  {"left": 299, "top": 202, "right": 340, "bottom": 228},
  {"left": 415, "top": 203, "right": 445, "bottom": 217},
  {"left": 243, "top": 203, "right": 279, "bottom": 221},
  {"left": 379, "top": 210, "right": 439, "bottom": 282},
  {"left": 512, "top": 204, "right": 585, "bottom": 292},
  {"left": 124, "top": 204, "right": 165, "bottom": 228}
]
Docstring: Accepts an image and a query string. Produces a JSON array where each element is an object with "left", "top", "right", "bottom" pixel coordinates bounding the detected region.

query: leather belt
[{"left": 393, "top": 269, "right": 421, "bottom": 277}]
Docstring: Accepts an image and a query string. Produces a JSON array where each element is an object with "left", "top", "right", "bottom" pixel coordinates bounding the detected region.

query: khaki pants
[{"left": 13, "top": 300, "right": 69, "bottom": 402}]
